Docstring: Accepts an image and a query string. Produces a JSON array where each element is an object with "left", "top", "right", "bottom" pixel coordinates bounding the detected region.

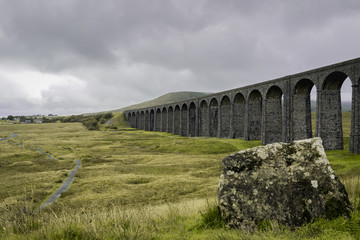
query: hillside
[
  {"left": 103, "top": 112, "right": 128, "bottom": 129},
  {"left": 112, "top": 91, "right": 210, "bottom": 112}
]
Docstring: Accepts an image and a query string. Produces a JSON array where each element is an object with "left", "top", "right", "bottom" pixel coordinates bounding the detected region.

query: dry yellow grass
[
  {"left": 0, "top": 114, "right": 359, "bottom": 239},
  {"left": 0, "top": 122, "right": 260, "bottom": 214}
]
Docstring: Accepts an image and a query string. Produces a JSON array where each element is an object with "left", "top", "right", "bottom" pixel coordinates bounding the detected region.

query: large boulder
[{"left": 218, "top": 138, "right": 353, "bottom": 231}]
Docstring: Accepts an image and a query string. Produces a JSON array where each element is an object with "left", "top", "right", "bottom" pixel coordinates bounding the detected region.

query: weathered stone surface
[{"left": 217, "top": 138, "right": 353, "bottom": 231}]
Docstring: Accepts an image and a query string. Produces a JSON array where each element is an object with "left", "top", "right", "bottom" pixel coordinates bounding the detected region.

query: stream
[{"left": 1, "top": 133, "right": 81, "bottom": 212}]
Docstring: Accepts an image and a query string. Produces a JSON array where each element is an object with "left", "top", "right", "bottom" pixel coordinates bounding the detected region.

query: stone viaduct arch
[
  {"left": 127, "top": 112, "right": 132, "bottom": 127},
  {"left": 135, "top": 112, "right": 139, "bottom": 129},
  {"left": 189, "top": 102, "right": 197, "bottom": 137},
  {"left": 140, "top": 111, "right": 145, "bottom": 130},
  {"left": 161, "top": 107, "right": 167, "bottom": 132},
  {"left": 247, "top": 90, "right": 262, "bottom": 141},
  {"left": 233, "top": 92, "right": 246, "bottom": 139},
  {"left": 292, "top": 79, "right": 315, "bottom": 141},
  {"left": 209, "top": 98, "right": 219, "bottom": 137},
  {"left": 181, "top": 104, "right": 188, "bottom": 136},
  {"left": 168, "top": 106, "right": 173, "bottom": 133},
  {"left": 199, "top": 100, "right": 209, "bottom": 136},
  {"left": 131, "top": 112, "right": 136, "bottom": 128},
  {"left": 124, "top": 57, "right": 360, "bottom": 154},
  {"left": 144, "top": 110, "right": 149, "bottom": 130},
  {"left": 319, "top": 71, "right": 352, "bottom": 150},
  {"left": 155, "top": 108, "right": 161, "bottom": 131},
  {"left": 264, "top": 85, "right": 283, "bottom": 144},
  {"left": 149, "top": 109, "right": 154, "bottom": 131},
  {"left": 220, "top": 95, "right": 231, "bottom": 138},
  {"left": 174, "top": 105, "right": 180, "bottom": 135}
]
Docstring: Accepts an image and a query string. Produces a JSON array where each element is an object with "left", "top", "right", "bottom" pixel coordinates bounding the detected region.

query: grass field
[{"left": 0, "top": 113, "right": 359, "bottom": 239}]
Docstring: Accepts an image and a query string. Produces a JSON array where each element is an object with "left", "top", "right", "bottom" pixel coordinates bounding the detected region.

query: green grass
[
  {"left": 103, "top": 112, "right": 128, "bottom": 129},
  {"left": 0, "top": 114, "right": 359, "bottom": 239}
]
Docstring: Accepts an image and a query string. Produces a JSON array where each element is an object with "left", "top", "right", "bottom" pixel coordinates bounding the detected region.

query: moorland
[{"left": 0, "top": 112, "right": 359, "bottom": 239}]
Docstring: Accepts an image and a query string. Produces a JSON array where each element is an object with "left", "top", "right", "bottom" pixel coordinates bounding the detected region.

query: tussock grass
[{"left": 0, "top": 113, "right": 359, "bottom": 239}]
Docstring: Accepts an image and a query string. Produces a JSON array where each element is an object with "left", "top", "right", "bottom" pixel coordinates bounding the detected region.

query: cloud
[{"left": 0, "top": 0, "right": 359, "bottom": 116}]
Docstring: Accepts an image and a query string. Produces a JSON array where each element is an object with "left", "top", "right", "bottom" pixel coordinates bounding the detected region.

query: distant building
[{"left": 34, "top": 119, "right": 43, "bottom": 124}]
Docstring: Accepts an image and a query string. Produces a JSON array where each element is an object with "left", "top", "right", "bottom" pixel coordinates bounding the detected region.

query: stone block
[{"left": 218, "top": 138, "right": 353, "bottom": 231}]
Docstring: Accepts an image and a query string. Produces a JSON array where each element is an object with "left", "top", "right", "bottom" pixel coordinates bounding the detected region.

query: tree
[
  {"left": 20, "top": 116, "right": 26, "bottom": 122},
  {"left": 7, "top": 115, "right": 14, "bottom": 121},
  {"left": 82, "top": 119, "right": 99, "bottom": 130}
]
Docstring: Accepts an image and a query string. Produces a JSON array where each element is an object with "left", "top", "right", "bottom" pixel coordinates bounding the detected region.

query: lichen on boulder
[{"left": 217, "top": 138, "right": 353, "bottom": 231}]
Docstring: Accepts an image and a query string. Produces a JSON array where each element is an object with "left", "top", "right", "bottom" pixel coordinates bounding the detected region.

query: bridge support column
[
  {"left": 174, "top": 107, "right": 180, "bottom": 135},
  {"left": 247, "top": 91, "right": 262, "bottom": 141},
  {"left": 229, "top": 102, "right": 234, "bottom": 138},
  {"left": 152, "top": 111, "right": 155, "bottom": 131},
  {"left": 261, "top": 98, "right": 266, "bottom": 145},
  {"left": 167, "top": 108, "right": 173, "bottom": 134},
  {"left": 180, "top": 105, "right": 188, "bottom": 136},
  {"left": 155, "top": 110, "right": 161, "bottom": 131},
  {"left": 187, "top": 107, "right": 190, "bottom": 137},
  {"left": 132, "top": 114, "right": 135, "bottom": 128},
  {"left": 209, "top": 99, "right": 219, "bottom": 137},
  {"left": 264, "top": 87, "right": 283, "bottom": 145},
  {"left": 292, "top": 95, "right": 312, "bottom": 140},
  {"left": 199, "top": 102, "right": 209, "bottom": 136},
  {"left": 135, "top": 113, "right": 139, "bottom": 129},
  {"left": 189, "top": 103, "right": 197, "bottom": 137},
  {"left": 164, "top": 111, "right": 168, "bottom": 132},
  {"left": 144, "top": 111, "right": 149, "bottom": 130},
  {"left": 318, "top": 90, "right": 343, "bottom": 150},
  {"left": 283, "top": 81, "right": 291, "bottom": 143},
  {"left": 207, "top": 105, "right": 211, "bottom": 136},
  {"left": 244, "top": 101, "right": 249, "bottom": 140},
  {"left": 150, "top": 110, "right": 155, "bottom": 131},
  {"left": 195, "top": 104, "right": 199, "bottom": 137},
  {"left": 350, "top": 84, "right": 360, "bottom": 153},
  {"left": 180, "top": 108, "right": 182, "bottom": 135}
]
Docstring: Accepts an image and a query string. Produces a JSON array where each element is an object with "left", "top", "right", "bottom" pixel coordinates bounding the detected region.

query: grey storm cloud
[{"left": 0, "top": 0, "right": 359, "bottom": 116}]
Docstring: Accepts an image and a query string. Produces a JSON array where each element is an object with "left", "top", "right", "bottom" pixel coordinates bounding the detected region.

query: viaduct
[{"left": 124, "top": 57, "right": 360, "bottom": 154}]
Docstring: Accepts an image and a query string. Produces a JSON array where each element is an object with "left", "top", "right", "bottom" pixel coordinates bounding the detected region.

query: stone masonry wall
[
  {"left": 124, "top": 57, "right": 360, "bottom": 154},
  {"left": 220, "top": 97, "right": 231, "bottom": 138}
]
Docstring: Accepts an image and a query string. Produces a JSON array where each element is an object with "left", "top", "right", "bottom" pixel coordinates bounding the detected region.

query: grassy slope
[
  {"left": 0, "top": 113, "right": 359, "bottom": 239},
  {"left": 103, "top": 112, "right": 128, "bottom": 128},
  {"left": 113, "top": 91, "right": 210, "bottom": 112}
]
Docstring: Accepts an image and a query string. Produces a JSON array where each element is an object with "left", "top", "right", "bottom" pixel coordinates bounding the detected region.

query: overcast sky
[{"left": 0, "top": 0, "right": 359, "bottom": 117}]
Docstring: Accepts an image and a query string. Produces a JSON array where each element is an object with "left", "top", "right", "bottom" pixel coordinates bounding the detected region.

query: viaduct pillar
[
  {"left": 350, "top": 84, "right": 360, "bottom": 153},
  {"left": 195, "top": 103, "right": 199, "bottom": 137},
  {"left": 318, "top": 90, "right": 343, "bottom": 150},
  {"left": 283, "top": 80, "right": 291, "bottom": 143}
]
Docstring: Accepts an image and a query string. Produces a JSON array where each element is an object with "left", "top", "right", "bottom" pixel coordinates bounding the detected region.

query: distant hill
[
  {"left": 311, "top": 101, "right": 351, "bottom": 112},
  {"left": 111, "top": 91, "right": 211, "bottom": 113}
]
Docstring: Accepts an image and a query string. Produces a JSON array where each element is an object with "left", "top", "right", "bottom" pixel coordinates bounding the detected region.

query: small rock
[{"left": 218, "top": 138, "right": 353, "bottom": 231}]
